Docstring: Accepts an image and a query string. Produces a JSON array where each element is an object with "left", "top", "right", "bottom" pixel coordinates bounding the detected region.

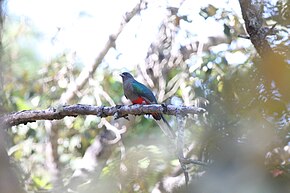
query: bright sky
[{"left": 6, "top": 0, "right": 248, "bottom": 70}]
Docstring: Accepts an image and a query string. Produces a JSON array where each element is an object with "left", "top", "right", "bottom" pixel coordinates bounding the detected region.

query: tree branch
[
  {"left": 60, "top": 1, "right": 144, "bottom": 103},
  {"left": 0, "top": 104, "right": 205, "bottom": 191},
  {"left": 238, "top": 0, "right": 290, "bottom": 99},
  {"left": 65, "top": 133, "right": 115, "bottom": 192},
  {"left": 238, "top": 0, "right": 273, "bottom": 57},
  {"left": 0, "top": 104, "right": 205, "bottom": 129}
]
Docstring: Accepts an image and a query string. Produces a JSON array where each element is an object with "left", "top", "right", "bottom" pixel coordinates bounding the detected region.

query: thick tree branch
[
  {"left": 239, "top": 0, "right": 273, "bottom": 57},
  {"left": 0, "top": 104, "right": 205, "bottom": 129},
  {"left": 238, "top": 0, "right": 290, "bottom": 99},
  {"left": 0, "top": 104, "right": 205, "bottom": 191}
]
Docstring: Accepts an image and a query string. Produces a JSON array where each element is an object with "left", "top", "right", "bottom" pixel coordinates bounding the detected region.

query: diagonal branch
[
  {"left": 60, "top": 1, "right": 144, "bottom": 103},
  {"left": 0, "top": 104, "right": 205, "bottom": 129},
  {"left": 238, "top": 0, "right": 290, "bottom": 99},
  {"left": 238, "top": 0, "right": 273, "bottom": 57}
]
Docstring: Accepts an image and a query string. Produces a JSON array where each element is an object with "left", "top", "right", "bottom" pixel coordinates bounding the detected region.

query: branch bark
[
  {"left": 0, "top": 104, "right": 205, "bottom": 129},
  {"left": 239, "top": 0, "right": 273, "bottom": 57},
  {"left": 238, "top": 0, "right": 290, "bottom": 99}
]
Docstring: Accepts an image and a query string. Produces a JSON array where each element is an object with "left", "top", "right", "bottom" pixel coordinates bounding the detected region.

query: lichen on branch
[{"left": 0, "top": 104, "right": 205, "bottom": 129}]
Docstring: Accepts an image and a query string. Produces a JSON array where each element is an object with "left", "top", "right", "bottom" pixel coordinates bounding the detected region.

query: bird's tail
[{"left": 160, "top": 114, "right": 176, "bottom": 139}]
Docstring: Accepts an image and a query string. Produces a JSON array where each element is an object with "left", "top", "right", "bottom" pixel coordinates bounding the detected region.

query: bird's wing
[{"left": 131, "top": 81, "right": 157, "bottom": 103}]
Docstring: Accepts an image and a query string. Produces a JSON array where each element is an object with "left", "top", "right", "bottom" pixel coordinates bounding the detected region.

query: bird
[{"left": 120, "top": 72, "right": 175, "bottom": 139}]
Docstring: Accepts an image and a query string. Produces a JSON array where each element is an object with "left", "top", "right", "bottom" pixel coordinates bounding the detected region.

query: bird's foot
[
  {"left": 161, "top": 103, "right": 168, "bottom": 113},
  {"left": 115, "top": 104, "right": 124, "bottom": 109},
  {"left": 114, "top": 113, "right": 130, "bottom": 121},
  {"left": 114, "top": 105, "right": 130, "bottom": 121},
  {"left": 97, "top": 106, "right": 108, "bottom": 118}
]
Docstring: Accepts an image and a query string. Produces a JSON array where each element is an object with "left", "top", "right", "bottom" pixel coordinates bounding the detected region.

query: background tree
[{"left": 1, "top": 0, "right": 289, "bottom": 193}]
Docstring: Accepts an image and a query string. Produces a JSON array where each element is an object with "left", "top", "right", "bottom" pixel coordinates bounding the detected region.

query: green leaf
[
  {"left": 14, "top": 96, "right": 31, "bottom": 110},
  {"left": 138, "top": 157, "right": 150, "bottom": 169}
]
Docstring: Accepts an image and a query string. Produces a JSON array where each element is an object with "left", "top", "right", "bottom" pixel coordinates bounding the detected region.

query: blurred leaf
[
  {"left": 200, "top": 4, "right": 218, "bottom": 19},
  {"left": 14, "top": 96, "right": 31, "bottom": 110},
  {"left": 223, "top": 24, "right": 231, "bottom": 37},
  {"left": 26, "top": 128, "right": 36, "bottom": 138},
  {"left": 138, "top": 157, "right": 150, "bottom": 169},
  {"left": 32, "top": 175, "right": 52, "bottom": 190}
]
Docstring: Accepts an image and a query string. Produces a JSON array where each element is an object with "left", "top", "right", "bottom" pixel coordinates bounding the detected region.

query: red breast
[
  {"left": 132, "top": 97, "right": 149, "bottom": 104},
  {"left": 132, "top": 97, "right": 161, "bottom": 120}
]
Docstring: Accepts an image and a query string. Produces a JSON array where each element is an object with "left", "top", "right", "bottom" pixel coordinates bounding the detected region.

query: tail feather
[
  {"left": 160, "top": 114, "right": 176, "bottom": 139},
  {"left": 152, "top": 113, "right": 161, "bottom": 120},
  {"left": 152, "top": 113, "right": 176, "bottom": 139}
]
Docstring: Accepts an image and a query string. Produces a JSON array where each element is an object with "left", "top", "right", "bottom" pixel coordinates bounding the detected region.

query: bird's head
[{"left": 120, "top": 72, "right": 134, "bottom": 81}]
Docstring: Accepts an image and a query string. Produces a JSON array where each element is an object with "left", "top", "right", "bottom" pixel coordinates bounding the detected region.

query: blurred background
[{"left": 0, "top": 0, "right": 289, "bottom": 192}]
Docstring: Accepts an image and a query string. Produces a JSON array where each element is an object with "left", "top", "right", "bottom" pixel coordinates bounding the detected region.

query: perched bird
[{"left": 120, "top": 72, "right": 175, "bottom": 138}]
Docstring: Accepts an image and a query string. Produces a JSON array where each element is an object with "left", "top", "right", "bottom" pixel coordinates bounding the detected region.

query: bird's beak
[{"left": 120, "top": 73, "right": 124, "bottom": 77}]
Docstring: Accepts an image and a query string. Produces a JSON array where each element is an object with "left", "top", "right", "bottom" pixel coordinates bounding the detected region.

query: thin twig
[
  {"left": 101, "top": 119, "right": 126, "bottom": 144},
  {"left": 179, "top": 157, "right": 208, "bottom": 166},
  {"left": 238, "top": 34, "right": 250, "bottom": 39}
]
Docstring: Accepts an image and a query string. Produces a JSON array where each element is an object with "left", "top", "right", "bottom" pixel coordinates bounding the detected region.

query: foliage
[{"left": 1, "top": 0, "right": 290, "bottom": 192}]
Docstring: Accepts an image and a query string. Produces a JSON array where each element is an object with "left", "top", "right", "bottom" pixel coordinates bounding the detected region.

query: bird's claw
[
  {"left": 123, "top": 115, "right": 130, "bottom": 121},
  {"left": 114, "top": 105, "right": 130, "bottom": 121},
  {"left": 115, "top": 104, "right": 124, "bottom": 109},
  {"left": 114, "top": 113, "right": 130, "bottom": 121},
  {"left": 97, "top": 106, "right": 107, "bottom": 117},
  {"left": 161, "top": 103, "right": 168, "bottom": 113}
]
